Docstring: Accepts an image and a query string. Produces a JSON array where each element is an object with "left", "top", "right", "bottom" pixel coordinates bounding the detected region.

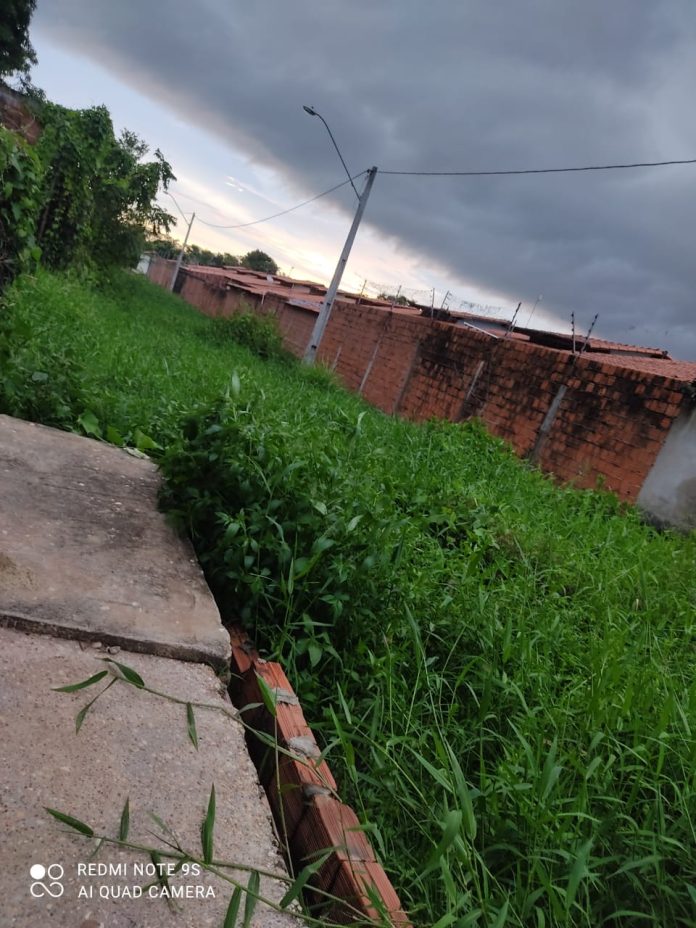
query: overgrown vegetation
[
  {"left": 34, "top": 104, "right": 173, "bottom": 271},
  {"left": 206, "top": 311, "right": 290, "bottom": 362},
  {"left": 1, "top": 93, "right": 174, "bottom": 289},
  {"left": 0, "top": 124, "right": 41, "bottom": 285},
  {"left": 2, "top": 269, "right": 696, "bottom": 927}
]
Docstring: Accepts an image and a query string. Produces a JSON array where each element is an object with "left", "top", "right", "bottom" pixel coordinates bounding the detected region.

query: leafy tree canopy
[
  {"left": 35, "top": 102, "right": 175, "bottom": 271},
  {"left": 185, "top": 243, "right": 236, "bottom": 268},
  {"left": 1, "top": 96, "right": 174, "bottom": 287},
  {"left": 378, "top": 291, "right": 420, "bottom": 307},
  {"left": 147, "top": 238, "right": 279, "bottom": 276},
  {"left": 0, "top": 0, "right": 37, "bottom": 76},
  {"left": 241, "top": 249, "right": 278, "bottom": 274},
  {"left": 147, "top": 237, "right": 181, "bottom": 260}
]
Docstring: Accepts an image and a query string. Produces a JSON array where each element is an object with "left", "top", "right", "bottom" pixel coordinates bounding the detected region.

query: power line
[
  {"left": 168, "top": 188, "right": 230, "bottom": 216},
  {"left": 195, "top": 173, "right": 367, "bottom": 230},
  {"left": 165, "top": 191, "right": 192, "bottom": 223},
  {"left": 380, "top": 158, "right": 696, "bottom": 177}
]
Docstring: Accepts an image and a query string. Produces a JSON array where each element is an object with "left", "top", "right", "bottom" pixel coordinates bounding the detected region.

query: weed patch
[
  {"left": 206, "top": 310, "right": 290, "bottom": 362},
  {"left": 2, "top": 268, "right": 696, "bottom": 926}
]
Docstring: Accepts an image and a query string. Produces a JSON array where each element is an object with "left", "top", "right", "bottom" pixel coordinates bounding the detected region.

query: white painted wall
[
  {"left": 136, "top": 253, "right": 152, "bottom": 275},
  {"left": 638, "top": 407, "right": 696, "bottom": 531}
]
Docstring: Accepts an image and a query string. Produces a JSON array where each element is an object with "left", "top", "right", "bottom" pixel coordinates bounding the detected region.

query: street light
[
  {"left": 302, "top": 105, "right": 359, "bottom": 200},
  {"left": 301, "top": 104, "right": 378, "bottom": 364}
]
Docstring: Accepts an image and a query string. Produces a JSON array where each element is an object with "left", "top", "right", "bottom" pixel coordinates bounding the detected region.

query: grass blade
[
  {"left": 45, "top": 807, "right": 94, "bottom": 836},
  {"left": 187, "top": 702, "right": 199, "bottom": 750},
  {"left": 201, "top": 784, "right": 216, "bottom": 864},
  {"left": 75, "top": 701, "right": 92, "bottom": 733},
  {"left": 565, "top": 839, "right": 592, "bottom": 912},
  {"left": 255, "top": 673, "right": 277, "bottom": 719},
  {"left": 53, "top": 670, "right": 108, "bottom": 692},
  {"left": 243, "top": 870, "right": 260, "bottom": 928},
  {"left": 424, "top": 809, "right": 462, "bottom": 875},
  {"left": 444, "top": 742, "right": 477, "bottom": 841},
  {"left": 74, "top": 678, "right": 116, "bottom": 733},
  {"left": 223, "top": 887, "right": 243, "bottom": 928},
  {"left": 490, "top": 899, "right": 509, "bottom": 928},
  {"left": 119, "top": 797, "right": 130, "bottom": 841},
  {"left": 102, "top": 658, "right": 145, "bottom": 688},
  {"left": 279, "top": 850, "right": 332, "bottom": 908}
]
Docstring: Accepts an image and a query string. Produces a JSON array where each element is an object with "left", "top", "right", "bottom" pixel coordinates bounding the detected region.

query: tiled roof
[
  {"left": 184, "top": 264, "right": 696, "bottom": 382},
  {"left": 588, "top": 353, "right": 696, "bottom": 382}
]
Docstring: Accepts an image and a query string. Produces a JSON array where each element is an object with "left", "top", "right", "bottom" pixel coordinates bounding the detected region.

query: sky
[{"left": 26, "top": 1, "right": 696, "bottom": 358}]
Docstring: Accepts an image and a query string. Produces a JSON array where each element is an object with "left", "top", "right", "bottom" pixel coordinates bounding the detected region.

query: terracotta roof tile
[{"left": 183, "top": 265, "right": 696, "bottom": 381}]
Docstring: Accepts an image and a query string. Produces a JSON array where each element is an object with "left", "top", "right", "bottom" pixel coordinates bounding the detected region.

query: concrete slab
[
  {"left": 0, "top": 415, "right": 230, "bottom": 670},
  {"left": 1, "top": 628, "right": 301, "bottom": 927}
]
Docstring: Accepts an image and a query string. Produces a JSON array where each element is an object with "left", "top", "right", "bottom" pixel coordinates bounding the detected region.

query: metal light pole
[
  {"left": 169, "top": 212, "right": 195, "bottom": 291},
  {"left": 303, "top": 166, "right": 377, "bottom": 364},
  {"left": 302, "top": 105, "right": 360, "bottom": 200},
  {"left": 302, "top": 104, "right": 377, "bottom": 364}
]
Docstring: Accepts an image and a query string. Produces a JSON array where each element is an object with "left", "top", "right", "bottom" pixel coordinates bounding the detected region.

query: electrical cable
[
  {"left": 195, "top": 172, "right": 367, "bottom": 230},
  {"left": 165, "top": 190, "right": 192, "bottom": 223},
  {"left": 380, "top": 158, "right": 696, "bottom": 177},
  {"left": 167, "top": 188, "right": 229, "bottom": 216}
]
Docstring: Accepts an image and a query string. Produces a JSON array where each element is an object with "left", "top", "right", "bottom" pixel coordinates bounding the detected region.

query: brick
[
  {"left": 323, "top": 859, "right": 411, "bottom": 926},
  {"left": 227, "top": 626, "right": 256, "bottom": 678},
  {"left": 267, "top": 745, "right": 338, "bottom": 841},
  {"left": 291, "top": 795, "right": 376, "bottom": 898}
]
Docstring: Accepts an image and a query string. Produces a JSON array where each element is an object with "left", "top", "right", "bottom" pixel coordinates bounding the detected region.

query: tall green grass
[{"left": 2, "top": 269, "right": 695, "bottom": 926}]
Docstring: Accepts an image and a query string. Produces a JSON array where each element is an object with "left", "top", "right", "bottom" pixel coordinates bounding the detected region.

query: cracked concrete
[
  {"left": 0, "top": 415, "right": 230, "bottom": 670},
  {"left": 0, "top": 416, "right": 301, "bottom": 927},
  {"left": 0, "top": 629, "right": 300, "bottom": 927}
]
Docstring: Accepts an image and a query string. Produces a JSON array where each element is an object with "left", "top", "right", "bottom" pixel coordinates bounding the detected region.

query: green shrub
[
  {"left": 159, "top": 394, "right": 399, "bottom": 649},
  {"left": 0, "top": 125, "right": 42, "bottom": 287},
  {"left": 207, "top": 310, "right": 289, "bottom": 362}
]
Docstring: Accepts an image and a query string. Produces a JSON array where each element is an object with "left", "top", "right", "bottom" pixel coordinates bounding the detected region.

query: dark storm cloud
[{"left": 35, "top": 1, "right": 696, "bottom": 357}]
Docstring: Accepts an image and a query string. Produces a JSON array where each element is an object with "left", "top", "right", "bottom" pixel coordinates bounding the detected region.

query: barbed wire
[{"left": 354, "top": 277, "right": 514, "bottom": 319}]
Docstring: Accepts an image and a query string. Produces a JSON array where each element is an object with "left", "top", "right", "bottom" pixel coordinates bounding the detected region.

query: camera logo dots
[{"left": 30, "top": 863, "right": 64, "bottom": 898}]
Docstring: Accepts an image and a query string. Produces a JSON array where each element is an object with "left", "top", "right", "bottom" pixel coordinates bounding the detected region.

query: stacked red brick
[{"left": 228, "top": 628, "right": 411, "bottom": 927}]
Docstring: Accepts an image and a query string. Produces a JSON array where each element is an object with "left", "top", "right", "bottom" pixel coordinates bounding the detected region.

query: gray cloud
[{"left": 34, "top": 0, "right": 696, "bottom": 358}]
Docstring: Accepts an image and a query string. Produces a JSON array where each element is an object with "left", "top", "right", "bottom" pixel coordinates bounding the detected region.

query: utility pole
[
  {"left": 304, "top": 167, "right": 378, "bottom": 364},
  {"left": 170, "top": 212, "right": 195, "bottom": 292}
]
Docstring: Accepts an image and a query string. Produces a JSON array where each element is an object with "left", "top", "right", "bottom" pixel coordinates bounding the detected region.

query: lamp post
[
  {"left": 302, "top": 105, "right": 377, "bottom": 364},
  {"left": 170, "top": 211, "right": 195, "bottom": 292},
  {"left": 302, "top": 105, "right": 360, "bottom": 200}
]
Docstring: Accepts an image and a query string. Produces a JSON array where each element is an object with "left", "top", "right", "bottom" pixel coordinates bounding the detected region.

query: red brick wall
[
  {"left": 274, "top": 303, "right": 315, "bottom": 357},
  {"left": 149, "top": 266, "right": 687, "bottom": 502},
  {"left": 179, "top": 274, "right": 226, "bottom": 316},
  {"left": 315, "top": 299, "right": 685, "bottom": 501},
  {"left": 147, "top": 256, "right": 176, "bottom": 288}
]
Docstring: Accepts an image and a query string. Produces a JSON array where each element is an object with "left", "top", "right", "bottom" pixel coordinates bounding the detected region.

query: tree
[
  {"left": 241, "top": 249, "right": 278, "bottom": 274},
  {"left": 147, "top": 236, "right": 180, "bottom": 260},
  {"left": 0, "top": 0, "right": 37, "bottom": 76},
  {"left": 185, "top": 244, "right": 222, "bottom": 267},
  {"left": 34, "top": 102, "right": 174, "bottom": 270},
  {"left": 378, "top": 292, "right": 419, "bottom": 307},
  {"left": 148, "top": 239, "right": 241, "bottom": 267}
]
